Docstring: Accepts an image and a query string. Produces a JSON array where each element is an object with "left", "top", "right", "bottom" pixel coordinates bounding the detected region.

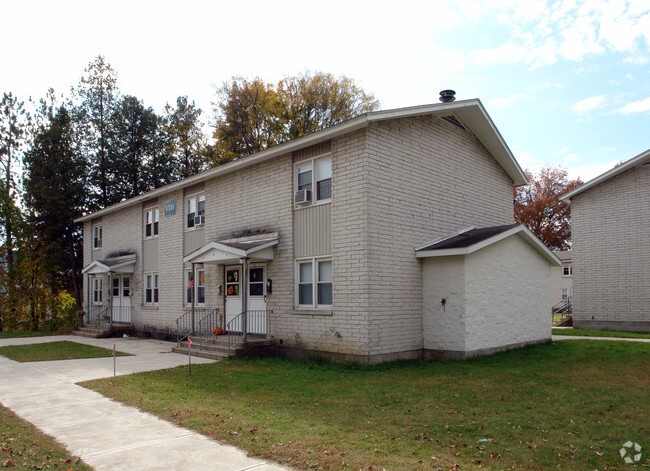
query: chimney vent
[{"left": 439, "top": 90, "right": 456, "bottom": 103}]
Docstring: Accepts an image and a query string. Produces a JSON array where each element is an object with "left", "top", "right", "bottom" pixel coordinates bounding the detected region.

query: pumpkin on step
[{"left": 216, "top": 327, "right": 224, "bottom": 335}]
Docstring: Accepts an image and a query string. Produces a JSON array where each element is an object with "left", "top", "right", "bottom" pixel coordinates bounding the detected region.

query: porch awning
[
  {"left": 183, "top": 236, "right": 279, "bottom": 264},
  {"left": 82, "top": 252, "right": 137, "bottom": 274}
]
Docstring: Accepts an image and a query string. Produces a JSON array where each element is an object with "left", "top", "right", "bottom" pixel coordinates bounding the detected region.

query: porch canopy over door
[{"left": 182, "top": 235, "right": 278, "bottom": 265}]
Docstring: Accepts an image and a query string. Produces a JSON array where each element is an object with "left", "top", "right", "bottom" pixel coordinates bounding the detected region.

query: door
[
  {"left": 111, "top": 275, "right": 131, "bottom": 322},
  {"left": 225, "top": 266, "right": 242, "bottom": 331},
  {"left": 224, "top": 264, "right": 267, "bottom": 335},
  {"left": 247, "top": 265, "right": 267, "bottom": 335}
]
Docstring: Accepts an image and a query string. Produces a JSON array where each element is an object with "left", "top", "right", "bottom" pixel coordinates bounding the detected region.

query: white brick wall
[
  {"left": 571, "top": 164, "right": 650, "bottom": 330},
  {"left": 363, "top": 116, "right": 515, "bottom": 356}
]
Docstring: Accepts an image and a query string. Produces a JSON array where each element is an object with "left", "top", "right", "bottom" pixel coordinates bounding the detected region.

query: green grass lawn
[
  {"left": 553, "top": 328, "right": 650, "bottom": 339},
  {"left": 83, "top": 341, "right": 649, "bottom": 470},
  {"left": 0, "top": 341, "right": 132, "bottom": 362},
  {"left": 0, "top": 330, "right": 70, "bottom": 339},
  {"left": 0, "top": 404, "right": 93, "bottom": 470}
]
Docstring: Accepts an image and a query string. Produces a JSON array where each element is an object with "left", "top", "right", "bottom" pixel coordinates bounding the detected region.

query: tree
[
  {"left": 514, "top": 166, "right": 583, "bottom": 251},
  {"left": 23, "top": 104, "right": 86, "bottom": 306},
  {"left": 165, "top": 96, "right": 206, "bottom": 179},
  {"left": 278, "top": 71, "right": 380, "bottom": 140},
  {"left": 109, "top": 95, "right": 168, "bottom": 199},
  {"left": 75, "top": 55, "right": 120, "bottom": 209},
  {"left": 212, "top": 72, "right": 380, "bottom": 163},
  {"left": 213, "top": 77, "right": 284, "bottom": 162}
]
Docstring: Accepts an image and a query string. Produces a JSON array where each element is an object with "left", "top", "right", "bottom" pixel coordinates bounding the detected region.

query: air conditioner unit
[
  {"left": 194, "top": 215, "right": 205, "bottom": 226},
  {"left": 294, "top": 189, "right": 311, "bottom": 204}
]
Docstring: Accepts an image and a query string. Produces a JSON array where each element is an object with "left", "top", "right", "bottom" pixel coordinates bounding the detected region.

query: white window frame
[
  {"left": 144, "top": 272, "right": 159, "bottom": 305},
  {"left": 294, "top": 153, "right": 332, "bottom": 207},
  {"left": 92, "top": 277, "right": 103, "bottom": 304},
  {"left": 144, "top": 207, "right": 159, "bottom": 239},
  {"left": 185, "top": 193, "right": 206, "bottom": 230},
  {"left": 561, "top": 289, "right": 569, "bottom": 300},
  {"left": 295, "top": 257, "right": 332, "bottom": 308},
  {"left": 563, "top": 263, "right": 572, "bottom": 276},
  {"left": 93, "top": 225, "right": 103, "bottom": 249},
  {"left": 185, "top": 267, "right": 206, "bottom": 306}
]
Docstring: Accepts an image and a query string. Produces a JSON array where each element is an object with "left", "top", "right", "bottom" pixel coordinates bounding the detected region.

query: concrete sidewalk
[
  {"left": 0, "top": 335, "right": 292, "bottom": 471},
  {"left": 552, "top": 335, "right": 650, "bottom": 342}
]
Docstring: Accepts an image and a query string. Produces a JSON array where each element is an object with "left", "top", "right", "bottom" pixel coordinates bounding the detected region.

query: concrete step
[{"left": 171, "top": 346, "right": 230, "bottom": 361}]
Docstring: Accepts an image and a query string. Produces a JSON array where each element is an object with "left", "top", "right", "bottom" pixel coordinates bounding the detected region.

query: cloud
[
  {"left": 488, "top": 93, "right": 527, "bottom": 108},
  {"left": 571, "top": 95, "right": 606, "bottom": 114},
  {"left": 619, "top": 97, "right": 650, "bottom": 114},
  {"left": 566, "top": 161, "right": 620, "bottom": 183}
]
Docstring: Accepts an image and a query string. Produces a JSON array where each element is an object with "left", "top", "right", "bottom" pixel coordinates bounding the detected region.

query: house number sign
[{"left": 164, "top": 199, "right": 176, "bottom": 217}]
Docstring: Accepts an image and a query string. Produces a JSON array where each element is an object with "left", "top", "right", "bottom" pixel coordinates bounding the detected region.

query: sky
[{"left": 2, "top": 0, "right": 649, "bottom": 183}]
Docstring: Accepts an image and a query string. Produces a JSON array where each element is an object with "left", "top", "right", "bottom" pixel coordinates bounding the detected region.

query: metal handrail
[
  {"left": 227, "top": 310, "right": 269, "bottom": 351},
  {"left": 197, "top": 308, "right": 220, "bottom": 349},
  {"left": 176, "top": 311, "right": 193, "bottom": 345}
]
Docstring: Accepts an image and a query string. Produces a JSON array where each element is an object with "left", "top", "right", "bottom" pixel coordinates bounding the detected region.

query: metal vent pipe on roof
[{"left": 439, "top": 90, "right": 456, "bottom": 103}]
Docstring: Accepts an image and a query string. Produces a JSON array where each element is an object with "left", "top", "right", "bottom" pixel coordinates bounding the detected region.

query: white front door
[
  {"left": 225, "top": 264, "right": 267, "bottom": 335},
  {"left": 111, "top": 275, "right": 131, "bottom": 322}
]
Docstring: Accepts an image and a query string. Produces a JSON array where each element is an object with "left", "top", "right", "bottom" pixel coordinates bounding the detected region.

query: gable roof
[
  {"left": 75, "top": 99, "right": 527, "bottom": 223},
  {"left": 561, "top": 148, "right": 650, "bottom": 202},
  {"left": 415, "top": 224, "right": 560, "bottom": 265}
]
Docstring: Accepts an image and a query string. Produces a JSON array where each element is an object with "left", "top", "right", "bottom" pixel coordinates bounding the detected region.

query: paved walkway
[
  {"left": 0, "top": 335, "right": 292, "bottom": 471},
  {"left": 552, "top": 334, "right": 650, "bottom": 342}
]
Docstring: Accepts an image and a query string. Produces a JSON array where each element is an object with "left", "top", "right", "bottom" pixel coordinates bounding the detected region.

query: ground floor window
[
  {"left": 561, "top": 289, "right": 568, "bottom": 300},
  {"left": 145, "top": 272, "right": 159, "bottom": 304},
  {"left": 185, "top": 268, "right": 205, "bottom": 305},
  {"left": 296, "top": 257, "right": 332, "bottom": 308},
  {"left": 92, "top": 277, "right": 103, "bottom": 304}
]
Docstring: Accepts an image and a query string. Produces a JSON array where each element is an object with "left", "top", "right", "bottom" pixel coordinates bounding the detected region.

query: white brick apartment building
[
  {"left": 77, "top": 96, "right": 559, "bottom": 363},
  {"left": 562, "top": 149, "right": 650, "bottom": 333}
]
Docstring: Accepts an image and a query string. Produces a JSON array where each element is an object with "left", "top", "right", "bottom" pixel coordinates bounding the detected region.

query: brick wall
[
  {"left": 571, "top": 164, "right": 650, "bottom": 331},
  {"left": 363, "top": 116, "right": 515, "bottom": 357}
]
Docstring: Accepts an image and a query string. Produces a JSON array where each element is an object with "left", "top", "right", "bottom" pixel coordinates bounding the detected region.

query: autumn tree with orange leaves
[{"left": 514, "top": 166, "right": 583, "bottom": 251}]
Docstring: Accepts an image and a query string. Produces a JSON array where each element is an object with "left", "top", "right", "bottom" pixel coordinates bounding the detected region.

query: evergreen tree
[
  {"left": 165, "top": 96, "right": 206, "bottom": 179},
  {"left": 75, "top": 55, "right": 120, "bottom": 209},
  {"left": 23, "top": 105, "right": 86, "bottom": 306}
]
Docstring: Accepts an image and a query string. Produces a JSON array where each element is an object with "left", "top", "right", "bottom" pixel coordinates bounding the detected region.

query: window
[
  {"left": 226, "top": 268, "right": 240, "bottom": 297},
  {"left": 561, "top": 289, "right": 568, "bottom": 300},
  {"left": 93, "top": 277, "right": 103, "bottom": 304},
  {"left": 249, "top": 267, "right": 264, "bottom": 296},
  {"left": 186, "top": 194, "right": 205, "bottom": 229},
  {"left": 296, "top": 258, "right": 332, "bottom": 308},
  {"left": 112, "top": 277, "right": 120, "bottom": 297},
  {"left": 145, "top": 273, "right": 159, "bottom": 304},
  {"left": 145, "top": 208, "right": 159, "bottom": 238},
  {"left": 295, "top": 156, "right": 332, "bottom": 205},
  {"left": 93, "top": 226, "right": 102, "bottom": 249},
  {"left": 185, "top": 268, "right": 205, "bottom": 305},
  {"left": 563, "top": 264, "right": 572, "bottom": 276}
]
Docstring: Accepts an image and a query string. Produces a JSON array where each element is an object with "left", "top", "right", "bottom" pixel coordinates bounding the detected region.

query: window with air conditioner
[
  {"left": 186, "top": 194, "right": 205, "bottom": 229},
  {"left": 294, "top": 155, "right": 332, "bottom": 207}
]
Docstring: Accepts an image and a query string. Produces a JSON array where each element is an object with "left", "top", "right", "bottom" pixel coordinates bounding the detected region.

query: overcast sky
[{"left": 2, "top": 0, "right": 649, "bottom": 182}]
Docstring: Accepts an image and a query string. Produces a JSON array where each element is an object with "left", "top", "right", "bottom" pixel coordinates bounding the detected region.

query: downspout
[{"left": 241, "top": 257, "right": 249, "bottom": 342}]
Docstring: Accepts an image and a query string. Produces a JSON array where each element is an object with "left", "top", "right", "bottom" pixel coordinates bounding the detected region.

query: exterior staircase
[
  {"left": 71, "top": 323, "right": 134, "bottom": 339},
  {"left": 172, "top": 336, "right": 275, "bottom": 361}
]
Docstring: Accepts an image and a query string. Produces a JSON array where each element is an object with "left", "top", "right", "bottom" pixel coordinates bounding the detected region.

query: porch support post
[
  {"left": 191, "top": 262, "right": 195, "bottom": 335},
  {"left": 242, "top": 257, "right": 249, "bottom": 342},
  {"left": 86, "top": 274, "right": 90, "bottom": 325},
  {"left": 109, "top": 272, "right": 113, "bottom": 328}
]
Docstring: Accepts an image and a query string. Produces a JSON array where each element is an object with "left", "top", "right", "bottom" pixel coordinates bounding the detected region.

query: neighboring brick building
[
  {"left": 562, "top": 149, "right": 650, "bottom": 333},
  {"left": 550, "top": 250, "right": 573, "bottom": 308},
  {"left": 77, "top": 97, "right": 559, "bottom": 362}
]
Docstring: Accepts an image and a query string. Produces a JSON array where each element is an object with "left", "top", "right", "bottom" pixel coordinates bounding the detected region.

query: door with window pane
[{"left": 111, "top": 275, "right": 131, "bottom": 322}]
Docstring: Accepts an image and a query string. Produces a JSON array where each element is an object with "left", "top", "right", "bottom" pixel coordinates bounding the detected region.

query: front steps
[
  {"left": 71, "top": 323, "right": 134, "bottom": 339},
  {"left": 172, "top": 336, "right": 275, "bottom": 361}
]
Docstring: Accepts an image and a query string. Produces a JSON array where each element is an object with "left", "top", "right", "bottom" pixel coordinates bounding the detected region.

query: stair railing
[
  {"left": 176, "top": 311, "right": 193, "bottom": 345},
  {"left": 197, "top": 308, "right": 220, "bottom": 350}
]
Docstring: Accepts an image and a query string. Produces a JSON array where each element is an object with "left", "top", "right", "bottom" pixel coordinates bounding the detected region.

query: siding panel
[
  {"left": 143, "top": 238, "right": 159, "bottom": 272},
  {"left": 294, "top": 204, "right": 331, "bottom": 257},
  {"left": 184, "top": 229, "right": 205, "bottom": 256}
]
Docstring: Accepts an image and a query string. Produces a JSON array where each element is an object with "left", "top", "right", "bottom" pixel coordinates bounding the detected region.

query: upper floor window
[
  {"left": 144, "top": 208, "right": 159, "bottom": 238},
  {"left": 295, "top": 156, "right": 332, "bottom": 206},
  {"left": 563, "top": 264, "right": 572, "bottom": 276},
  {"left": 93, "top": 226, "right": 103, "bottom": 249},
  {"left": 186, "top": 194, "right": 205, "bottom": 229}
]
